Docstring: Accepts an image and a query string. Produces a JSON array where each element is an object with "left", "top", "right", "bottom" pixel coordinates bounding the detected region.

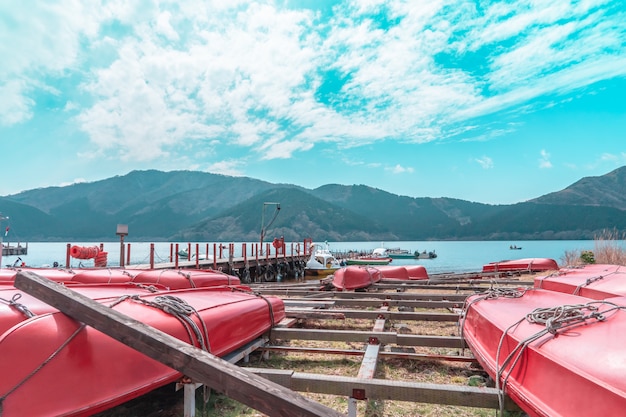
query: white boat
[{"left": 305, "top": 242, "right": 343, "bottom": 277}]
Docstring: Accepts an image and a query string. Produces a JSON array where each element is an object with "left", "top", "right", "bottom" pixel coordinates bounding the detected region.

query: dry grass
[
  {"left": 98, "top": 283, "right": 537, "bottom": 417},
  {"left": 561, "top": 229, "right": 626, "bottom": 267}
]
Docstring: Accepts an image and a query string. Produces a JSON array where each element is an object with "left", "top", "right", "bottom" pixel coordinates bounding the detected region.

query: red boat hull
[
  {"left": 462, "top": 288, "right": 626, "bottom": 417},
  {"left": 0, "top": 267, "right": 240, "bottom": 289},
  {"left": 534, "top": 264, "right": 626, "bottom": 299},
  {"left": 0, "top": 285, "right": 284, "bottom": 417},
  {"left": 332, "top": 266, "right": 381, "bottom": 290},
  {"left": 482, "top": 258, "right": 558, "bottom": 273}
]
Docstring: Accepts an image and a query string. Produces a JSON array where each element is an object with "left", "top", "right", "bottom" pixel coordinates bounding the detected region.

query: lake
[{"left": 1, "top": 240, "right": 612, "bottom": 273}]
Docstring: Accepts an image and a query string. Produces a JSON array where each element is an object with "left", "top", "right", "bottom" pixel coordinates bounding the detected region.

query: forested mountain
[{"left": 2, "top": 167, "right": 626, "bottom": 241}]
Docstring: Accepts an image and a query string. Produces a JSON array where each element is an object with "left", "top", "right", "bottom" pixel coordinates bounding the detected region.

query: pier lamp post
[
  {"left": 259, "top": 202, "right": 280, "bottom": 256},
  {"left": 116, "top": 224, "right": 128, "bottom": 268}
]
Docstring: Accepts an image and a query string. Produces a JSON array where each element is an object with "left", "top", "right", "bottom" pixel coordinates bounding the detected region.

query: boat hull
[
  {"left": 332, "top": 266, "right": 381, "bottom": 290},
  {"left": 345, "top": 258, "right": 391, "bottom": 266},
  {"left": 482, "top": 258, "right": 558, "bottom": 273},
  {"left": 0, "top": 285, "right": 285, "bottom": 417},
  {"left": 462, "top": 288, "right": 626, "bottom": 417},
  {"left": 534, "top": 264, "right": 626, "bottom": 299}
]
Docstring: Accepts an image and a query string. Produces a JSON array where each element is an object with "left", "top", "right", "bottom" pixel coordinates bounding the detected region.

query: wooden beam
[
  {"left": 246, "top": 368, "right": 521, "bottom": 411},
  {"left": 271, "top": 328, "right": 466, "bottom": 348},
  {"left": 285, "top": 308, "right": 459, "bottom": 322},
  {"left": 281, "top": 298, "right": 463, "bottom": 309},
  {"left": 262, "top": 345, "right": 477, "bottom": 363},
  {"left": 14, "top": 271, "right": 346, "bottom": 417},
  {"left": 255, "top": 289, "right": 470, "bottom": 302}
]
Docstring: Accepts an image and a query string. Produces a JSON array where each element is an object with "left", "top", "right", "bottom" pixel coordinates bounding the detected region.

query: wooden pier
[
  {"left": 65, "top": 240, "right": 310, "bottom": 283},
  {"left": 2, "top": 242, "right": 28, "bottom": 256}
]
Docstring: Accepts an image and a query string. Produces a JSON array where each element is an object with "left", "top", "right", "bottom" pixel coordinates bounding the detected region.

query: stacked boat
[
  {"left": 461, "top": 262, "right": 626, "bottom": 417},
  {"left": 0, "top": 267, "right": 285, "bottom": 416}
]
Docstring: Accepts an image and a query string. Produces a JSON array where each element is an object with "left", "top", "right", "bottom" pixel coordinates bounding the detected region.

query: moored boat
[
  {"left": 534, "top": 264, "right": 626, "bottom": 299},
  {"left": 0, "top": 284, "right": 285, "bottom": 417},
  {"left": 345, "top": 248, "right": 392, "bottom": 266},
  {"left": 482, "top": 258, "right": 558, "bottom": 273},
  {"left": 461, "top": 287, "right": 626, "bottom": 417},
  {"left": 304, "top": 242, "right": 343, "bottom": 277},
  {"left": 331, "top": 266, "right": 381, "bottom": 290}
]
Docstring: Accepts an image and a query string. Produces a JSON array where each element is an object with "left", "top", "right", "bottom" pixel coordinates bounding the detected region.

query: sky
[{"left": 1, "top": 0, "right": 625, "bottom": 205}]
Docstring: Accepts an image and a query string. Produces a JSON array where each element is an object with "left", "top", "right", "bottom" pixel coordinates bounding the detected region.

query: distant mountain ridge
[{"left": 2, "top": 167, "right": 626, "bottom": 241}]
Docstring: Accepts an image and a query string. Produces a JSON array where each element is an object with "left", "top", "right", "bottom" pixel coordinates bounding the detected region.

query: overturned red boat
[
  {"left": 461, "top": 287, "right": 626, "bottom": 417},
  {"left": 375, "top": 265, "right": 429, "bottom": 280},
  {"left": 0, "top": 267, "right": 240, "bottom": 289},
  {"left": 534, "top": 264, "right": 626, "bottom": 299},
  {"left": 482, "top": 258, "right": 558, "bottom": 273},
  {"left": 0, "top": 283, "right": 285, "bottom": 417},
  {"left": 332, "top": 266, "right": 381, "bottom": 290}
]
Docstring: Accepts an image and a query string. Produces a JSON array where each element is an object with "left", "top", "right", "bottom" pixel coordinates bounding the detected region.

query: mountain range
[{"left": 2, "top": 167, "right": 626, "bottom": 242}]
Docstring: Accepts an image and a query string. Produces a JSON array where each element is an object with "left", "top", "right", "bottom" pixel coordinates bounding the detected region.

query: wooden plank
[
  {"left": 14, "top": 271, "right": 346, "bottom": 417},
  {"left": 246, "top": 368, "right": 521, "bottom": 411},
  {"left": 257, "top": 289, "right": 470, "bottom": 302},
  {"left": 284, "top": 308, "right": 459, "bottom": 322},
  {"left": 271, "top": 328, "right": 466, "bottom": 348},
  {"left": 262, "top": 346, "right": 477, "bottom": 363},
  {"left": 280, "top": 298, "right": 463, "bottom": 309}
]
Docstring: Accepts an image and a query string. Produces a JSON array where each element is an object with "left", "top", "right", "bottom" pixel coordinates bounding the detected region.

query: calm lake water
[{"left": 1, "top": 240, "right": 616, "bottom": 273}]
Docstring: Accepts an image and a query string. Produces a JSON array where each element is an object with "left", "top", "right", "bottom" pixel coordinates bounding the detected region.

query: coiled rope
[
  {"left": 109, "top": 295, "right": 210, "bottom": 352},
  {"left": 493, "top": 300, "right": 624, "bottom": 415}
]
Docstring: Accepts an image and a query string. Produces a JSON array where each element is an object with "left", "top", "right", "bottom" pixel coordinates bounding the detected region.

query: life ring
[{"left": 70, "top": 245, "right": 100, "bottom": 259}]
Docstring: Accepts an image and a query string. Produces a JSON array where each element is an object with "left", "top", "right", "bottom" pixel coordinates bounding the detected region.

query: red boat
[
  {"left": 375, "top": 265, "right": 429, "bottom": 280},
  {"left": 461, "top": 288, "right": 626, "bottom": 417},
  {"left": 482, "top": 258, "right": 558, "bottom": 273},
  {"left": 332, "top": 266, "right": 381, "bottom": 290},
  {"left": 0, "top": 285, "right": 285, "bottom": 417},
  {"left": 0, "top": 283, "right": 168, "bottom": 336},
  {"left": 403, "top": 265, "right": 429, "bottom": 280},
  {"left": 534, "top": 264, "right": 626, "bottom": 299},
  {"left": 0, "top": 267, "right": 240, "bottom": 289},
  {"left": 375, "top": 265, "right": 410, "bottom": 280}
]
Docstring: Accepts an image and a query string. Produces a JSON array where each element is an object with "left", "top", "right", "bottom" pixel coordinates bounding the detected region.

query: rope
[
  {"left": 230, "top": 286, "right": 277, "bottom": 335},
  {"left": 0, "top": 293, "right": 36, "bottom": 319},
  {"left": 177, "top": 270, "right": 196, "bottom": 288},
  {"left": 0, "top": 323, "right": 86, "bottom": 414},
  {"left": 493, "top": 301, "right": 624, "bottom": 415},
  {"left": 111, "top": 295, "right": 211, "bottom": 352}
]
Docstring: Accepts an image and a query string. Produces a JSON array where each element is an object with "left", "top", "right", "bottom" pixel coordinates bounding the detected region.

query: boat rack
[
  {"left": 243, "top": 278, "right": 526, "bottom": 417},
  {"left": 14, "top": 272, "right": 528, "bottom": 416}
]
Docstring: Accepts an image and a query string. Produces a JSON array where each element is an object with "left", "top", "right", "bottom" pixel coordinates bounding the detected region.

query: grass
[{"left": 560, "top": 228, "right": 626, "bottom": 267}]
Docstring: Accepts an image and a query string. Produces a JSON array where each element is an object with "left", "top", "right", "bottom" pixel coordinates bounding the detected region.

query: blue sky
[{"left": 1, "top": 0, "right": 625, "bottom": 205}]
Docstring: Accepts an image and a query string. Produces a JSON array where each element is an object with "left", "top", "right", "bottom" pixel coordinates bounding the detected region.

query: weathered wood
[
  {"left": 285, "top": 308, "right": 459, "bottom": 322},
  {"left": 255, "top": 289, "right": 470, "bottom": 302},
  {"left": 246, "top": 368, "right": 521, "bottom": 411},
  {"left": 281, "top": 297, "right": 463, "bottom": 309},
  {"left": 14, "top": 271, "right": 346, "bottom": 417},
  {"left": 262, "top": 345, "right": 477, "bottom": 363},
  {"left": 271, "top": 328, "right": 466, "bottom": 348}
]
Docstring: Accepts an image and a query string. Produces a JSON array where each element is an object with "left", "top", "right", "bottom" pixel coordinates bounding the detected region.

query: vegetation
[
  {"left": 560, "top": 229, "right": 626, "bottom": 266},
  {"left": 3, "top": 167, "right": 626, "bottom": 241}
]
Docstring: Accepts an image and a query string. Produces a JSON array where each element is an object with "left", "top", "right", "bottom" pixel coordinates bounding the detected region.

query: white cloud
[
  {"left": 206, "top": 160, "right": 245, "bottom": 177},
  {"left": 539, "top": 149, "right": 553, "bottom": 168},
  {"left": 2, "top": 0, "right": 624, "bottom": 171},
  {"left": 386, "top": 164, "right": 415, "bottom": 174},
  {"left": 475, "top": 156, "right": 494, "bottom": 169}
]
